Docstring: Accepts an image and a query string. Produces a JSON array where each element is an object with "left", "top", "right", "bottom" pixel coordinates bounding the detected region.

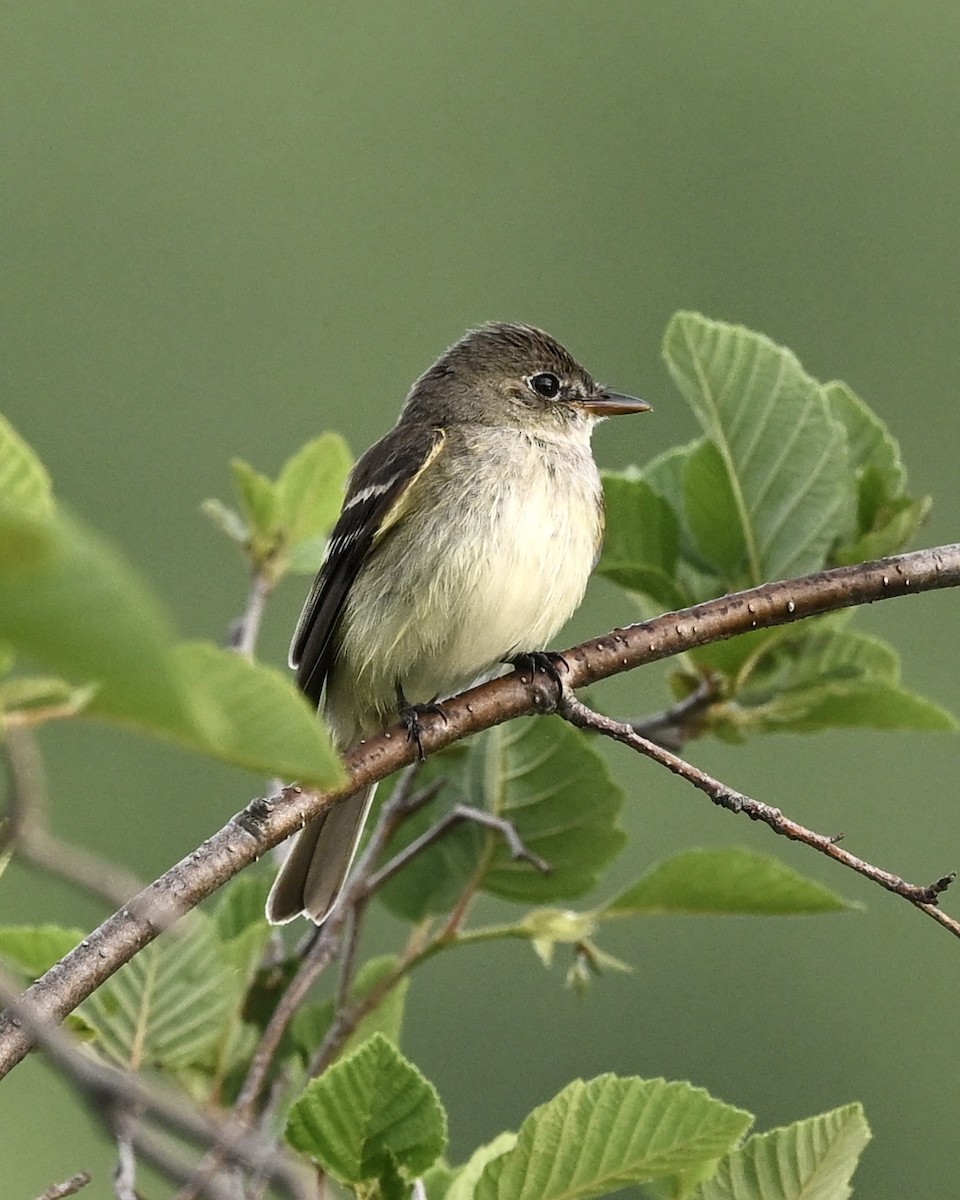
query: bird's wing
[{"left": 290, "top": 423, "right": 446, "bottom": 706}]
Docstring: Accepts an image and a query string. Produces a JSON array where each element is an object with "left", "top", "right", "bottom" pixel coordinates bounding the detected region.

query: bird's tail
[{"left": 265, "top": 783, "right": 378, "bottom": 924}]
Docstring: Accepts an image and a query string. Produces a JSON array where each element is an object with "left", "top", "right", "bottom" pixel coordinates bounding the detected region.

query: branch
[
  {"left": 0, "top": 971, "right": 310, "bottom": 1199},
  {"left": 171, "top": 768, "right": 440, "bottom": 1200},
  {"left": 0, "top": 543, "right": 957, "bottom": 1076},
  {"left": 556, "top": 690, "right": 960, "bottom": 938},
  {"left": 34, "top": 1175, "right": 92, "bottom": 1200},
  {"left": 226, "top": 568, "right": 275, "bottom": 660},
  {"left": 623, "top": 675, "right": 722, "bottom": 751}
]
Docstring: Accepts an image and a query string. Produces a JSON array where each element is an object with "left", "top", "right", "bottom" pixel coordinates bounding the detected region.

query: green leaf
[
  {"left": 642, "top": 442, "right": 730, "bottom": 600},
  {"left": 0, "top": 505, "right": 192, "bottom": 733},
  {"left": 446, "top": 1133, "right": 518, "bottom": 1200},
  {"left": 475, "top": 1074, "right": 752, "bottom": 1200},
  {"left": 825, "top": 380, "right": 929, "bottom": 563},
  {"left": 378, "top": 721, "right": 626, "bottom": 921},
  {"left": 663, "top": 313, "right": 854, "bottom": 584},
  {"left": 342, "top": 957, "right": 410, "bottom": 1054},
  {"left": 275, "top": 433, "right": 352, "bottom": 548},
  {"left": 375, "top": 761, "right": 485, "bottom": 922},
  {"left": 690, "top": 1103, "right": 871, "bottom": 1200},
  {"left": 602, "top": 849, "right": 855, "bottom": 918},
  {"left": 0, "top": 506, "right": 345, "bottom": 782},
  {"left": 290, "top": 955, "right": 410, "bottom": 1065},
  {"left": 0, "top": 414, "right": 54, "bottom": 519},
  {"left": 174, "top": 642, "right": 346, "bottom": 786},
  {"left": 832, "top": 494, "right": 929, "bottom": 566},
  {"left": 0, "top": 676, "right": 96, "bottom": 721},
  {"left": 730, "top": 628, "right": 958, "bottom": 735},
  {"left": 285, "top": 532, "right": 329, "bottom": 575},
  {"left": 0, "top": 643, "right": 15, "bottom": 677},
  {"left": 422, "top": 1160, "right": 460, "bottom": 1199},
  {"left": 824, "top": 381, "right": 904, "bottom": 497},
  {"left": 479, "top": 717, "right": 627, "bottom": 903},
  {"left": 200, "top": 497, "right": 250, "bottom": 546},
  {"left": 687, "top": 626, "right": 789, "bottom": 681},
  {"left": 231, "top": 457, "right": 279, "bottom": 539},
  {"left": 683, "top": 441, "right": 749, "bottom": 583},
  {"left": 188, "top": 915, "right": 273, "bottom": 1100},
  {"left": 780, "top": 680, "right": 957, "bottom": 733},
  {"left": 598, "top": 471, "right": 688, "bottom": 610},
  {"left": 286, "top": 1033, "right": 447, "bottom": 1187},
  {"left": 0, "top": 925, "right": 87, "bottom": 979},
  {"left": 81, "top": 914, "right": 239, "bottom": 1071},
  {"left": 752, "top": 626, "right": 899, "bottom": 690}
]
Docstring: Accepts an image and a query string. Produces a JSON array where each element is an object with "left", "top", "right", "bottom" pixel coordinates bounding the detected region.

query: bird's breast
[{"left": 330, "top": 430, "right": 603, "bottom": 733}]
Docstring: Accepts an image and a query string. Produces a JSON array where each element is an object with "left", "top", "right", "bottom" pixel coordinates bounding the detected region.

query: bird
[{"left": 265, "top": 322, "right": 650, "bottom": 924}]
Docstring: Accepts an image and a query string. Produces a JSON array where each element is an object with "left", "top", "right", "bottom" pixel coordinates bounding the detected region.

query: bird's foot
[
  {"left": 396, "top": 686, "right": 449, "bottom": 761},
  {"left": 506, "top": 651, "right": 569, "bottom": 711}
]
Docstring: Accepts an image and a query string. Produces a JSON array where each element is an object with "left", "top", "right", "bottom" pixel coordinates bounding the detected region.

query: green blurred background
[{"left": 2, "top": 2, "right": 959, "bottom": 1194}]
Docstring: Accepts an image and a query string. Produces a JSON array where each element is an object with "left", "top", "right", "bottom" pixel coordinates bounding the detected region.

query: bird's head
[{"left": 400, "top": 322, "right": 650, "bottom": 433}]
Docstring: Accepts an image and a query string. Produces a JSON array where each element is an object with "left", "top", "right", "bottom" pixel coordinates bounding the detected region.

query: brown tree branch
[
  {"left": 172, "top": 767, "right": 440, "bottom": 1200},
  {"left": 556, "top": 690, "right": 960, "bottom": 937},
  {"left": 624, "top": 674, "right": 722, "bottom": 751},
  {"left": 0, "top": 542, "right": 957, "bottom": 1078},
  {"left": 0, "top": 971, "right": 311, "bottom": 1199},
  {"left": 34, "top": 1174, "right": 92, "bottom": 1200}
]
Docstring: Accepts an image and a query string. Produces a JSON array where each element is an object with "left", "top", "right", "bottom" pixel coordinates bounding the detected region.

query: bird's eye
[{"left": 528, "top": 372, "right": 561, "bottom": 399}]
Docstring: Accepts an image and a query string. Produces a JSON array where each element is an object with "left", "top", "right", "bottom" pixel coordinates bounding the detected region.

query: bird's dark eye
[{"left": 528, "top": 372, "right": 561, "bottom": 399}]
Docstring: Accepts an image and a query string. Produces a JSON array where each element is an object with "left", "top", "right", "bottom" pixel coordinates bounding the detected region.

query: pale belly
[{"left": 325, "top": 432, "right": 603, "bottom": 742}]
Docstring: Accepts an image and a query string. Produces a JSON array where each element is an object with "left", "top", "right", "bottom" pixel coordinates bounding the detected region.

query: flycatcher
[{"left": 266, "top": 322, "right": 650, "bottom": 924}]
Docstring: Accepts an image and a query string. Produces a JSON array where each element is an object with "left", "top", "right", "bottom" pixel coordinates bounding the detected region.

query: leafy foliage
[
  {"left": 81, "top": 914, "right": 242, "bottom": 1073},
  {"left": 0, "top": 413, "right": 53, "bottom": 519},
  {"left": 663, "top": 313, "right": 854, "bottom": 584},
  {"left": 602, "top": 847, "right": 856, "bottom": 917},
  {"left": 0, "top": 315, "right": 942, "bottom": 1197},
  {"left": 474, "top": 1075, "right": 752, "bottom": 1200},
  {"left": 290, "top": 954, "right": 411, "bottom": 1067},
  {"left": 688, "top": 1103, "right": 871, "bottom": 1200},
  {"left": 204, "top": 432, "right": 352, "bottom": 578},
  {"left": 711, "top": 626, "right": 957, "bottom": 738},
  {"left": 286, "top": 1033, "right": 448, "bottom": 1197},
  {"left": 0, "top": 925, "right": 87, "bottom": 978},
  {"left": 0, "top": 416, "right": 345, "bottom": 783},
  {"left": 598, "top": 313, "right": 946, "bottom": 738},
  {"left": 376, "top": 718, "right": 626, "bottom": 922}
]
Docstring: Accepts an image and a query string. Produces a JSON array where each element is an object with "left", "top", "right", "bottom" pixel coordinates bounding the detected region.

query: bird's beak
[{"left": 579, "top": 391, "right": 652, "bottom": 417}]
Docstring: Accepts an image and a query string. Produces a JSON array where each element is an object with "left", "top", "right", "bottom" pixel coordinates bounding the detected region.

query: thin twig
[
  {"left": 246, "top": 1072, "right": 296, "bottom": 1200},
  {"left": 228, "top": 569, "right": 275, "bottom": 660},
  {"left": 364, "top": 803, "right": 550, "bottom": 895},
  {"left": 308, "top": 790, "right": 554, "bottom": 1074},
  {"left": 556, "top": 688, "right": 960, "bottom": 938},
  {"left": 172, "top": 916, "right": 343, "bottom": 1200},
  {"left": 308, "top": 923, "right": 434, "bottom": 1078},
  {"left": 1, "top": 543, "right": 958, "bottom": 1077},
  {"left": 232, "top": 768, "right": 438, "bottom": 1123},
  {"left": 334, "top": 764, "right": 435, "bottom": 1010},
  {"left": 113, "top": 1107, "right": 139, "bottom": 1200},
  {"left": 0, "top": 971, "right": 310, "bottom": 1200},
  {"left": 627, "top": 675, "right": 722, "bottom": 751},
  {"left": 175, "top": 770, "right": 440, "bottom": 1200},
  {"left": 120, "top": 1126, "right": 244, "bottom": 1200},
  {"left": 34, "top": 1174, "right": 92, "bottom": 1200}
]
